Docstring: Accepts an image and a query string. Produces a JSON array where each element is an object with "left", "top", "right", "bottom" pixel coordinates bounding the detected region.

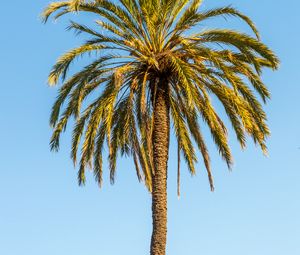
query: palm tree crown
[{"left": 43, "top": 0, "right": 279, "bottom": 193}]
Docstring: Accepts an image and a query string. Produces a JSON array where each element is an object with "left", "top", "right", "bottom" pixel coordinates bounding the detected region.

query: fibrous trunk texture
[{"left": 150, "top": 83, "right": 170, "bottom": 255}]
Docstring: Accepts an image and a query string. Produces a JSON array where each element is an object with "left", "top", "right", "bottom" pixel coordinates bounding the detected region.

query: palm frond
[{"left": 44, "top": 0, "right": 278, "bottom": 192}]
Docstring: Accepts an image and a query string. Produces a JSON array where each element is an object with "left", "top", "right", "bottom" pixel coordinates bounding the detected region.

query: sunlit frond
[{"left": 44, "top": 0, "right": 278, "bottom": 192}]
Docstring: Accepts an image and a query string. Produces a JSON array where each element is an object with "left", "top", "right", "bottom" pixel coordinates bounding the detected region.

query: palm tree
[{"left": 42, "top": 0, "right": 279, "bottom": 254}]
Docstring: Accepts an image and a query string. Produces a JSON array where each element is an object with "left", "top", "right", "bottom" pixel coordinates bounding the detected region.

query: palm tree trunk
[{"left": 150, "top": 83, "right": 170, "bottom": 255}]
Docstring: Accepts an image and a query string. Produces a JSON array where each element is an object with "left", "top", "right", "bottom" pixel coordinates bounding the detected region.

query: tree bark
[{"left": 150, "top": 83, "right": 170, "bottom": 255}]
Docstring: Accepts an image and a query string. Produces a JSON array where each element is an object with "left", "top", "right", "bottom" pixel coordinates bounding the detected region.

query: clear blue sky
[{"left": 0, "top": 1, "right": 299, "bottom": 254}]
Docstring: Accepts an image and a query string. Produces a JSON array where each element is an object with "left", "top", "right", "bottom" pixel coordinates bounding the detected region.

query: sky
[{"left": 0, "top": 1, "right": 299, "bottom": 254}]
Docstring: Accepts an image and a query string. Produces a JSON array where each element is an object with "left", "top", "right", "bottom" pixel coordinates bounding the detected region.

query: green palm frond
[{"left": 44, "top": 0, "right": 279, "bottom": 192}]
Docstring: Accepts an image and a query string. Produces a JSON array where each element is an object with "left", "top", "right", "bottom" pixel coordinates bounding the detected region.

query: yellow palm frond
[{"left": 44, "top": 0, "right": 278, "bottom": 191}]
